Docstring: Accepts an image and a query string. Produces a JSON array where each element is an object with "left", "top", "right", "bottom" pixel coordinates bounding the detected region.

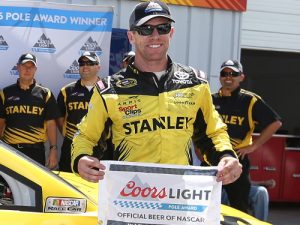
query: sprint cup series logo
[
  {"left": 0, "top": 35, "right": 9, "bottom": 51},
  {"left": 113, "top": 175, "right": 209, "bottom": 223},
  {"left": 80, "top": 37, "right": 102, "bottom": 54},
  {"left": 64, "top": 37, "right": 102, "bottom": 79},
  {"left": 32, "top": 33, "right": 56, "bottom": 53},
  {"left": 64, "top": 60, "right": 80, "bottom": 79}
]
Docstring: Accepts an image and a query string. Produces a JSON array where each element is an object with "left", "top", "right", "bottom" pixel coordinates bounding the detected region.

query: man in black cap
[
  {"left": 0, "top": 53, "right": 60, "bottom": 169},
  {"left": 71, "top": 0, "right": 242, "bottom": 185},
  {"left": 212, "top": 59, "right": 282, "bottom": 212},
  {"left": 57, "top": 51, "right": 111, "bottom": 172}
]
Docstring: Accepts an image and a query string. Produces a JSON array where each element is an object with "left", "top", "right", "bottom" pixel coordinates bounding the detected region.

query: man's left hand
[{"left": 47, "top": 147, "right": 58, "bottom": 170}]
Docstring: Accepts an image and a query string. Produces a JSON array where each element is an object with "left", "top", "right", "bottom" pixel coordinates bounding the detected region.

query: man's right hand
[{"left": 78, "top": 156, "right": 106, "bottom": 182}]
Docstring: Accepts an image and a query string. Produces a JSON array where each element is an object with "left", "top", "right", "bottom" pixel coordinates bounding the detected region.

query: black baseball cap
[
  {"left": 220, "top": 59, "right": 243, "bottom": 73},
  {"left": 18, "top": 53, "right": 37, "bottom": 66},
  {"left": 129, "top": 0, "right": 175, "bottom": 29},
  {"left": 78, "top": 51, "right": 100, "bottom": 64}
]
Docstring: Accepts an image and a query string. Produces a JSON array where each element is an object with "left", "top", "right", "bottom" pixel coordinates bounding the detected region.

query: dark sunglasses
[
  {"left": 131, "top": 23, "right": 171, "bottom": 36},
  {"left": 220, "top": 71, "right": 241, "bottom": 77},
  {"left": 79, "top": 61, "right": 98, "bottom": 67}
]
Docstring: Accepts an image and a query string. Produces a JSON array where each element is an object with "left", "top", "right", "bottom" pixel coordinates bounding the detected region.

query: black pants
[
  {"left": 223, "top": 156, "right": 251, "bottom": 213},
  {"left": 59, "top": 138, "right": 72, "bottom": 172},
  {"left": 10, "top": 143, "right": 45, "bottom": 166}
]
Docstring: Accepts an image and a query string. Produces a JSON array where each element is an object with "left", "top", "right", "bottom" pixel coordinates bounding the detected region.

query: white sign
[{"left": 99, "top": 161, "right": 222, "bottom": 225}]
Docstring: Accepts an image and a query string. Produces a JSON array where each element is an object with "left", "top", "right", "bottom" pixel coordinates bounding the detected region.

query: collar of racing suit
[
  {"left": 126, "top": 55, "right": 173, "bottom": 78},
  {"left": 219, "top": 86, "right": 241, "bottom": 98}
]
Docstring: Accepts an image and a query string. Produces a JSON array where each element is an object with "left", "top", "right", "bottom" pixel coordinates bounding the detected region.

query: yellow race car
[{"left": 0, "top": 141, "right": 271, "bottom": 225}]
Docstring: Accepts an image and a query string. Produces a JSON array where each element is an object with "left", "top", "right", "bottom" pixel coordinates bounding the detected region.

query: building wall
[
  {"left": 27, "top": 0, "right": 243, "bottom": 92},
  {"left": 240, "top": 0, "right": 300, "bottom": 134},
  {"left": 241, "top": 0, "right": 300, "bottom": 53}
]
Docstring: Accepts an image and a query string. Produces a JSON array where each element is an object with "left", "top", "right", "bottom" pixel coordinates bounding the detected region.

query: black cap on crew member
[
  {"left": 220, "top": 59, "right": 243, "bottom": 73},
  {"left": 18, "top": 53, "right": 37, "bottom": 66},
  {"left": 78, "top": 51, "right": 100, "bottom": 64}
]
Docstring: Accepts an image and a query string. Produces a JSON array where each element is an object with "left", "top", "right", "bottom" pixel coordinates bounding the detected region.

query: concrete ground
[{"left": 268, "top": 202, "right": 300, "bottom": 225}]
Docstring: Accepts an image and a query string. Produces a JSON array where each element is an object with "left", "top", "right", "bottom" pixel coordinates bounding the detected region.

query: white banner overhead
[
  {"left": 99, "top": 161, "right": 222, "bottom": 225},
  {"left": 0, "top": 1, "right": 113, "bottom": 96}
]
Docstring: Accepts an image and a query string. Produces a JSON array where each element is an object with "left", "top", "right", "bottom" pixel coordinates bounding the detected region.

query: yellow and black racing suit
[{"left": 71, "top": 57, "right": 235, "bottom": 172}]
